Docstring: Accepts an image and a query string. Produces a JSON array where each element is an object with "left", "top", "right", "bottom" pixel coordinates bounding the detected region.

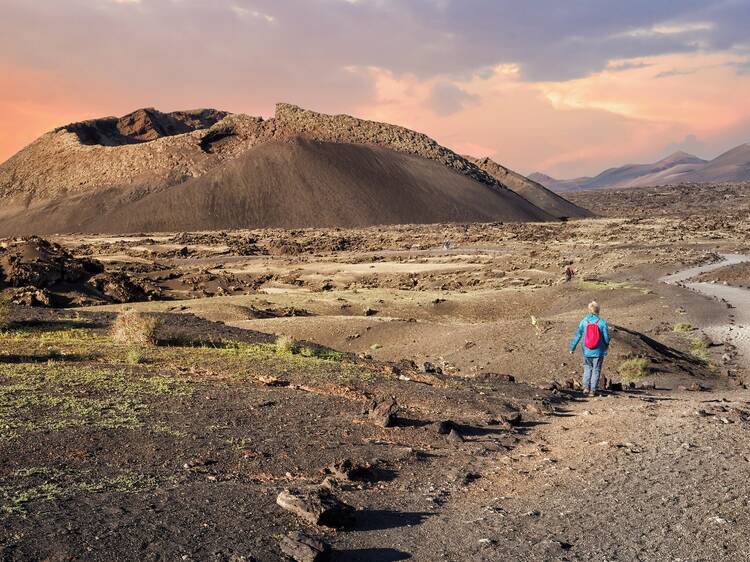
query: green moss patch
[{"left": 0, "top": 365, "right": 193, "bottom": 442}]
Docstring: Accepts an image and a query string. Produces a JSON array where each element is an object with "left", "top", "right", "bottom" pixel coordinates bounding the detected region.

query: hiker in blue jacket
[{"left": 569, "top": 301, "right": 610, "bottom": 396}]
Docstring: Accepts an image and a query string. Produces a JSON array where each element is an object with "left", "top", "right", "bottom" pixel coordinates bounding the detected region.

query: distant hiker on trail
[
  {"left": 564, "top": 265, "right": 575, "bottom": 283},
  {"left": 569, "top": 301, "right": 610, "bottom": 396}
]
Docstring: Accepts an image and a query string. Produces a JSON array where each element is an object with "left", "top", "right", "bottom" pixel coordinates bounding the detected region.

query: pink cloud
[{"left": 1, "top": 1, "right": 749, "bottom": 177}]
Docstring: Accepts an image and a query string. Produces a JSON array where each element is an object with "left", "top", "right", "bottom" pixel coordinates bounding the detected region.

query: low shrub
[
  {"left": 618, "top": 357, "right": 649, "bottom": 382},
  {"left": 275, "top": 335, "right": 297, "bottom": 355},
  {"left": 689, "top": 337, "right": 709, "bottom": 361},
  {"left": 111, "top": 310, "right": 160, "bottom": 347},
  {"left": 126, "top": 347, "right": 147, "bottom": 365},
  {"left": 0, "top": 294, "right": 10, "bottom": 329}
]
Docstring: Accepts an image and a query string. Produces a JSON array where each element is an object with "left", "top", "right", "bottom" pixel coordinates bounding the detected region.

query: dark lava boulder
[
  {"left": 87, "top": 272, "right": 149, "bottom": 303},
  {"left": 0, "top": 236, "right": 102, "bottom": 288},
  {"left": 0, "top": 237, "right": 158, "bottom": 306}
]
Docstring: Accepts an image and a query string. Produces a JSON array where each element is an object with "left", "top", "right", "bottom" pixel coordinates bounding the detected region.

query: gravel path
[
  {"left": 339, "top": 257, "right": 750, "bottom": 560},
  {"left": 661, "top": 254, "right": 750, "bottom": 367},
  {"left": 432, "top": 389, "right": 750, "bottom": 561}
]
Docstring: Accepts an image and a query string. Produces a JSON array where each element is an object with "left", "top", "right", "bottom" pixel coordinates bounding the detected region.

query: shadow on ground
[
  {"left": 353, "top": 510, "right": 433, "bottom": 532},
  {"left": 0, "top": 353, "right": 89, "bottom": 363},
  {"left": 331, "top": 547, "right": 412, "bottom": 561}
]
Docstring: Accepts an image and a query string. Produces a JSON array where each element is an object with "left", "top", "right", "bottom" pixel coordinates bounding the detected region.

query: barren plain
[{"left": 2, "top": 183, "right": 750, "bottom": 561}]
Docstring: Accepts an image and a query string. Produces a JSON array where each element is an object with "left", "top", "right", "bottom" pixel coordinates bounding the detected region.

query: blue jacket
[{"left": 570, "top": 314, "right": 610, "bottom": 357}]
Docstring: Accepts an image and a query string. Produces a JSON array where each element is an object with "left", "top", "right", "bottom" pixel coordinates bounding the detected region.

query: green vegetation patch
[
  {"left": 673, "top": 323, "right": 694, "bottom": 333},
  {"left": 220, "top": 340, "right": 345, "bottom": 362},
  {"left": 297, "top": 346, "right": 347, "bottom": 362},
  {"left": 272, "top": 335, "right": 348, "bottom": 362},
  {"left": 0, "top": 365, "right": 193, "bottom": 442},
  {"left": 0, "top": 320, "right": 108, "bottom": 363},
  {"left": 2, "top": 325, "right": 107, "bottom": 344},
  {"left": 182, "top": 339, "right": 344, "bottom": 364},
  {"left": 201, "top": 340, "right": 370, "bottom": 382},
  {"left": 618, "top": 357, "right": 650, "bottom": 382},
  {"left": 1, "top": 466, "right": 155, "bottom": 515}
]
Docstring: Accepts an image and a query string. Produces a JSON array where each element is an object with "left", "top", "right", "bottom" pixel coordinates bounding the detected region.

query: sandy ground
[
  {"left": 344, "top": 387, "right": 750, "bottom": 561},
  {"left": 663, "top": 254, "right": 750, "bottom": 363}
]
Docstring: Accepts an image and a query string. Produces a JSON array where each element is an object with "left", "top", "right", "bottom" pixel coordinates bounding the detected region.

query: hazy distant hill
[
  {"left": 532, "top": 146, "right": 750, "bottom": 192},
  {"left": 683, "top": 144, "right": 750, "bottom": 183}
]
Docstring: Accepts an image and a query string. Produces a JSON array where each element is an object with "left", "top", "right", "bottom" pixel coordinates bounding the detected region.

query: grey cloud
[
  {"left": 655, "top": 68, "right": 699, "bottom": 78},
  {"left": 428, "top": 82, "right": 478, "bottom": 115},
  {"left": 607, "top": 61, "right": 652, "bottom": 72},
  {"left": 0, "top": 0, "right": 748, "bottom": 113},
  {"left": 663, "top": 134, "right": 707, "bottom": 157},
  {"left": 728, "top": 56, "right": 750, "bottom": 75}
]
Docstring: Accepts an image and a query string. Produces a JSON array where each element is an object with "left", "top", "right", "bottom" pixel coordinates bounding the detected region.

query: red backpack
[{"left": 583, "top": 319, "right": 601, "bottom": 349}]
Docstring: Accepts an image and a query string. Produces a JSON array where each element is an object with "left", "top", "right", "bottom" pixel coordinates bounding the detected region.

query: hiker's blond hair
[{"left": 588, "top": 301, "right": 600, "bottom": 314}]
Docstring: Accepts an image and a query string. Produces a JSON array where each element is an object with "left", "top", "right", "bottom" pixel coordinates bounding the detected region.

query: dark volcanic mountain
[
  {"left": 0, "top": 104, "right": 589, "bottom": 235},
  {"left": 532, "top": 146, "right": 750, "bottom": 192}
]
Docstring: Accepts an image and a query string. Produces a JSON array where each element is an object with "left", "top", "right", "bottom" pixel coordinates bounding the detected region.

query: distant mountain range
[{"left": 530, "top": 144, "right": 750, "bottom": 192}]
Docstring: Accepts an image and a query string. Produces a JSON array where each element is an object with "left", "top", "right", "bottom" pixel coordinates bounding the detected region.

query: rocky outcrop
[
  {"left": 65, "top": 108, "right": 229, "bottom": 146},
  {"left": 272, "top": 104, "right": 504, "bottom": 190},
  {"left": 0, "top": 237, "right": 103, "bottom": 288},
  {"left": 276, "top": 487, "right": 355, "bottom": 528},
  {"left": 0, "top": 237, "right": 156, "bottom": 305}
]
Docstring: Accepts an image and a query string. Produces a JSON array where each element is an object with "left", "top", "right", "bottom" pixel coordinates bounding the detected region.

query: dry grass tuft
[
  {"left": 111, "top": 310, "right": 160, "bottom": 347},
  {"left": 275, "top": 335, "right": 297, "bottom": 355},
  {"left": 126, "top": 347, "right": 147, "bottom": 365},
  {"left": 618, "top": 357, "right": 649, "bottom": 382},
  {"left": 0, "top": 294, "right": 11, "bottom": 329}
]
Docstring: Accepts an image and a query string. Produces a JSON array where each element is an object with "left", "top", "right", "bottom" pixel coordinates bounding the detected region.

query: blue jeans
[{"left": 583, "top": 356, "right": 604, "bottom": 391}]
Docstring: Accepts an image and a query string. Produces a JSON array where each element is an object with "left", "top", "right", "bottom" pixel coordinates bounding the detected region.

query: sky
[{"left": 1, "top": 0, "right": 750, "bottom": 178}]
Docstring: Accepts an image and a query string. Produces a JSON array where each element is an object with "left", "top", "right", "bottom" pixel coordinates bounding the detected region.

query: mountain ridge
[
  {"left": 532, "top": 146, "right": 749, "bottom": 192},
  {"left": 0, "top": 104, "right": 590, "bottom": 235}
]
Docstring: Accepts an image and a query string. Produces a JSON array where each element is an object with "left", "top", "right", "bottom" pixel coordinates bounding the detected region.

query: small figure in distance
[
  {"left": 569, "top": 301, "right": 610, "bottom": 397},
  {"left": 564, "top": 265, "right": 575, "bottom": 283}
]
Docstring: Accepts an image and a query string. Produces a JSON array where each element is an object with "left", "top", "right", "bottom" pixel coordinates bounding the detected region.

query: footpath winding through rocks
[
  {"left": 332, "top": 257, "right": 750, "bottom": 560},
  {"left": 662, "top": 254, "right": 750, "bottom": 367}
]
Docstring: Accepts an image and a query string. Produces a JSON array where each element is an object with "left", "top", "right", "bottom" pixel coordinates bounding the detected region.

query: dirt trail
[
  {"left": 662, "top": 254, "right": 750, "bottom": 366},
  {"left": 384, "top": 389, "right": 750, "bottom": 561},
  {"left": 332, "top": 257, "right": 750, "bottom": 560}
]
